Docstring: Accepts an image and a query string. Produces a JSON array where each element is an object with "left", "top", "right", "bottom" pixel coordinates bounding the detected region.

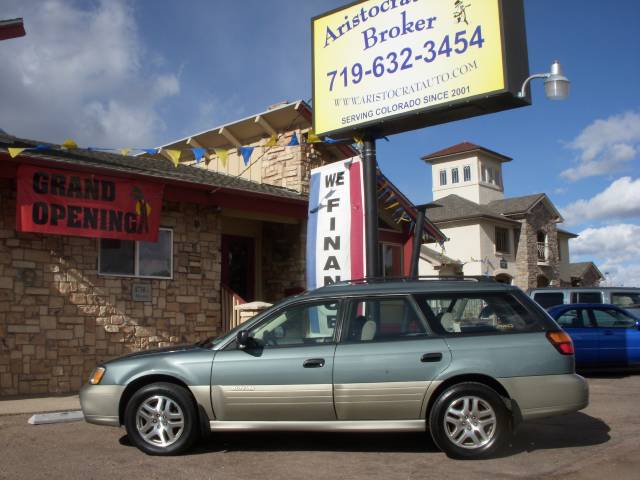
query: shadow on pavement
[
  {"left": 498, "top": 412, "right": 610, "bottom": 457},
  {"left": 118, "top": 412, "right": 610, "bottom": 457}
]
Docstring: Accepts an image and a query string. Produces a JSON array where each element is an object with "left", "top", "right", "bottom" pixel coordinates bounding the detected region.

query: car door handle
[
  {"left": 421, "top": 352, "right": 443, "bottom": 363},
  {"left": 303, "top": 358, "right": 325, "bottom": 368}
]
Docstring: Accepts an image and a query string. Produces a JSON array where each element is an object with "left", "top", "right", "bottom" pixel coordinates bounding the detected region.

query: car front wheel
[
  {"left": 428, "top": 382, "right": 511, "bottom": 459},
  {"left": 124, "top": 382, "right": 198, "bottom": 455}
]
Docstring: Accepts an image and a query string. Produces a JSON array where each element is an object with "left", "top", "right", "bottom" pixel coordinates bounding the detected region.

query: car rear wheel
[
  {"left": 429, "top": 382, "right": 510, "bottom": 459},
  {"left": 124, "top": 382, "right": 198, "bottom": 455}
]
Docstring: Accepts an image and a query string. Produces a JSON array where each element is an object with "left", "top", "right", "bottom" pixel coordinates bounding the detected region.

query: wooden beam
[
  {"left": 254, "top": 115, "right": 277, "bottom": 137},
  {"left": 218, "top": 127, "right": 242, "bottom": 149},
  {"left": 186, "top": 137, "right": 204, "bottom": 148}
]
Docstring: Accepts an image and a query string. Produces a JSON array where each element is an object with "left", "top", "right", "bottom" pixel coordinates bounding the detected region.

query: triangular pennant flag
[
  {"left": 323, "top": 137, "right": 339, "bottom": 144},
  {"left": 353, "top": 136, "right": 364, "bottom": 146},
  {"left": 306, "top": 131, "right": 322, "bottom": 143},
  {"left": 265, "top": 135, "right": 277, "bottom": 147},
  {"left": 8, "top": 147, "right": 27, "bottom": 158},
  {"left": 240, "top": 146, "right": 254, "bottom": 166},
  {"left": 143, "top": 148, "right": 158, "bottom": 155},
  {"left": 61, "top": 139, "right": 78, "bottom": 149},
  {"left": 191, "top": 147, "right": 206, "bottom": 165},
  {"left": 119, "top": 148, "right": 131, "bottom": 156},
  {"left": 34, "top": 144, "right": 49, "bottom": 151},
  {"left": 214, "top": 148, "right": 228, "bottom": 167},
  {"left": 385, "top": 201, "right": 400, "bottom": 210},
  {"left": 287, "top": 133, "right": 299, "bottom": 146},
  {"left": 165, "top": 149, "right": 181, "bottom": 168}
]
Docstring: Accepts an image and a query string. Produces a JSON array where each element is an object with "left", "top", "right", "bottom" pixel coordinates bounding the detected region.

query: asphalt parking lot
[{"left": 1, "top": 374, "right": 638, "bottom": 480}]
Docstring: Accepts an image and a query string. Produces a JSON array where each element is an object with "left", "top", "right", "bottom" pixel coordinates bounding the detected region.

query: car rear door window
[
  {"left": 571, "top": 291, "right": 603, "bottom": 303},
  {"left": 533, "top": 292, "right": 565, "bottom": 309},
  {"left": 416, "top": 293, "right": 545, "bottom": 335},
  {"left": 343, "top": 297, "right": 429, "bottom": 343},
  {"left": 590, "top": 308, "right": 637, "bottom": 329}
]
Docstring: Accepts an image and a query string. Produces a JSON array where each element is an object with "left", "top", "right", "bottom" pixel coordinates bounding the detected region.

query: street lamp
[{"left": 518, "top": 60, "right": 570, "bottom": 101}]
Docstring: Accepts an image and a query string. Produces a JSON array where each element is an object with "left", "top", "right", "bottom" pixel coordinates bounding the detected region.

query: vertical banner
[{"left": 307, "top": 157, "right": 366, "bottom": 290}]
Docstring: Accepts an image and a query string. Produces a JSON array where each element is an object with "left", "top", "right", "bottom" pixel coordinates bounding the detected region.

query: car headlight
[{"left": 88, "top": 366, "right": 106, "bottom": 385}]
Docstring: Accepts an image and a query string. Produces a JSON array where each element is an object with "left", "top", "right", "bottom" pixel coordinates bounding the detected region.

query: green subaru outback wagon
[{"left": 80, "top": 278, "right": 588, "bottom": 459}]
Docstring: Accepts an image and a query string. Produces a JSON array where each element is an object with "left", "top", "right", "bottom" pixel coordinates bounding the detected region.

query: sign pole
[{"left": 362, "top": 135, "right": 379, "bottom": 279}]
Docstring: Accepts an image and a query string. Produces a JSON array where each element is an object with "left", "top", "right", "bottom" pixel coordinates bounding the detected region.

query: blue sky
[{"left": 1, "top": 0, "right": 639, "bottom": 284}]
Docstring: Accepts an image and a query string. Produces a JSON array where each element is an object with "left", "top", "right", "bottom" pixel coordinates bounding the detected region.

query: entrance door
[
  {"left": 211, "top": 300, "right": 340, "bottom": 421},
  {"left": 221, "top": 235, "right": 255, "bottom": 301}
]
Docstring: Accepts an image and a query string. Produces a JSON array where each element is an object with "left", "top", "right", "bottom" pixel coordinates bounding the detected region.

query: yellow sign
[{"left": 312, "top": 0, "right": 517, "bottom": 136}]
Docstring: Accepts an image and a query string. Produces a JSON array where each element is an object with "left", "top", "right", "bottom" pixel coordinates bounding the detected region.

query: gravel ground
[{"left": 1, "top": 374, "right": 638, "bottom": 480}]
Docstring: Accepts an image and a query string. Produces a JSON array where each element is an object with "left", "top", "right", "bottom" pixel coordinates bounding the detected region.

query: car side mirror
[{"left": 236, "top": 330, "right": 252, "bottom": 349}]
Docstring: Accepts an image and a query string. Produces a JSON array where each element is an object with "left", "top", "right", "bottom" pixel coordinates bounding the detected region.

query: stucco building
[{"left": 418, "top": 142, "right": 603, "bottom": 289}]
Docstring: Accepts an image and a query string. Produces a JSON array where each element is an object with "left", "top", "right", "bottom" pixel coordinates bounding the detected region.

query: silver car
[{"left": 81, "top": 278, "right": 588, "bottom": 459}]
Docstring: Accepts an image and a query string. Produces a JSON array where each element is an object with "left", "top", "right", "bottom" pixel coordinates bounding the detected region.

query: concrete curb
[{"left": 0, "top": 395, "right": 81, "bottom": 416}]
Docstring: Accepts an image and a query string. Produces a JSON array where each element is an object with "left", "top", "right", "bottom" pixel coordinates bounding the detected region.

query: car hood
[{"left": 108, "top": 344, "right": 201, "bottom": 363}]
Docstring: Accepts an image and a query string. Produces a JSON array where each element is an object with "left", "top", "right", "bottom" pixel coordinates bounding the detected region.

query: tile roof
[
  {"left": 560, "top": 262, "right": 604, "bottom": 282},
  {"left": 426, "top": 194, "right": 520, "bottom": 224},
  {"left": 486, "top": 194, "right": 546, "bottom": 215},
  {"left": 0, "top": 132, "right": 306, "bottom": 202},
  {"left": 421, "top": 142, "right": 512, "bottom": 163}
]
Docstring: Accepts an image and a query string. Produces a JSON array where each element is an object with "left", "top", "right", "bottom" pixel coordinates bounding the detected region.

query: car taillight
[{"left": 546, "top": 331, "right": 574, "bottom": 355}]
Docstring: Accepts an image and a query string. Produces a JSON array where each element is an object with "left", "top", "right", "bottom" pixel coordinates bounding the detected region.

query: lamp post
[{"left": 518, "top": 60, "right": 570, "bottom": 101}]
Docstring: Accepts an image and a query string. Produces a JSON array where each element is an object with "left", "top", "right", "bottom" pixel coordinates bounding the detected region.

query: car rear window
[
  {"left": 570, "top": 291, "right": 603, "bottom": 303},
  {"left": 611, "top": 292, "right": 640, "bottom": 308},
  {"left": 533, "top": 292, "right": 565, "bottom": 309},
  {"left": 414, "top": 292, "right": 548, "bottom": 335}
]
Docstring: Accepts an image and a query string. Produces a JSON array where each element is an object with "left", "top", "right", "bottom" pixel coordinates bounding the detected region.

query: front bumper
[
  {"left": 498, "top": 373, "right": 589, "bottom": 421},
  {"left": 79, "top": 384, "right": 125, "bottom": 427}
]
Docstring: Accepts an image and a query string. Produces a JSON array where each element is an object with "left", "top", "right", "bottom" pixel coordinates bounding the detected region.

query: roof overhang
[{"left": 155, "top": 100, "right": 355, "bottom": 162}]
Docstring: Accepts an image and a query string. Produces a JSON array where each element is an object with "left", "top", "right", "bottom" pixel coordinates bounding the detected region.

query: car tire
[
  {"left": 124, "top": 382, "right": 199, "bottom": 456},
  {"left": 428, "top": 382, "right": 511, "bottom": 459}
]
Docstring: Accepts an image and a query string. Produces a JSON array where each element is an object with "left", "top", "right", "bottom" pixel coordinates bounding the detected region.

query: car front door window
[{"left": 249, "top": 302, "right": 338, "bottom": 347}]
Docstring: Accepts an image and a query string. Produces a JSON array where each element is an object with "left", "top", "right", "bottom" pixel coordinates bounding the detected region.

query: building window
[
  {"left": 99, "top": 228, "right": 173, "bottom": 279},
  {"left": 495, "top": 169, "right": 501, "bottom": 187},
  {"left": 481, "top": 166, "right": 487, "bottom": 182},
  {"left": 439, "top": 169, "right": 447, "bottom": 186},
  {"left": 451, "top": 168, "right": 459, "bottom": 184},
  {"left": 488, "top": 167, "right": 495, "bottom": 184},
  {"left": 463, "top": 165, "right": 471, "bottom": 182},
  {"left": 495, "top": 227, "right": 510, "bottom": 253},
  {"left": 379, "top": 243, "right": 403, "bottom": 278}
]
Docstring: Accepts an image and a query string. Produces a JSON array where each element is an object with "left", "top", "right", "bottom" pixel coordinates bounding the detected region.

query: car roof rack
[{"left": 324, "top": 275, "right": 497, "bottom": 287}]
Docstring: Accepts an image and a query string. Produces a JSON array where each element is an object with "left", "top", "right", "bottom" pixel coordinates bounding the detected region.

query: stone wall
[
  {"left": 261, "top": 221, "right": 307, "bottom": 302},
  {"left": 0, "top": 179, "right": 222, "bottom": 396},
  {"left": 261, "top": 130, "right": 325, "bottom": 196},
  {"left": 513, "top": 202, "right": 560, "bottom": 289}
]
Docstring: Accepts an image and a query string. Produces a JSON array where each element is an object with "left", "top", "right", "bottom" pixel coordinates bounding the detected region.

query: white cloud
[
  {"left": 571, "top": 224, "right": 640, "bottom": 286},
  {"left": 561, "top": 177, "right": 640, "bottom": 225},
  {"left": 572, "top": 224, "right": 640, "bottom": 261},
  {"left": 561, "top": 111, "right": 640, "bottom": 181},
  {"left": 0, "top": 0, "right": 180, "bottom": 146}
]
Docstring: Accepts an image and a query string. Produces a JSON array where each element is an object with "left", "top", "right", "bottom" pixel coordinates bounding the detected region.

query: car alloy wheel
[
  {"left": 135, "top": 395, "right": 185, "bottom": 448},
  {"left": 443, "top": 396, "right": 497, "bottom": 449}
]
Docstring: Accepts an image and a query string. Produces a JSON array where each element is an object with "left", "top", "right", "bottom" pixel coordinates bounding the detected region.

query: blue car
[{"left": 548, "top": 303, "right": 640, "bottom": 368}]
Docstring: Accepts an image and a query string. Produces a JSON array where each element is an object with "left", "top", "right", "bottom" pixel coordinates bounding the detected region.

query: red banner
[{"left": 16, "top": 164, "right": 164, "bottom": 241}]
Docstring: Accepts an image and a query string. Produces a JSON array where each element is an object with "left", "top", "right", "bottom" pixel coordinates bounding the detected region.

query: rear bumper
[
  {"left": 498, "top": 373, "right": 589, "bottom": 421},
  {"left": 79, "top": 384, "right": 125, "bottom": 427}
]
